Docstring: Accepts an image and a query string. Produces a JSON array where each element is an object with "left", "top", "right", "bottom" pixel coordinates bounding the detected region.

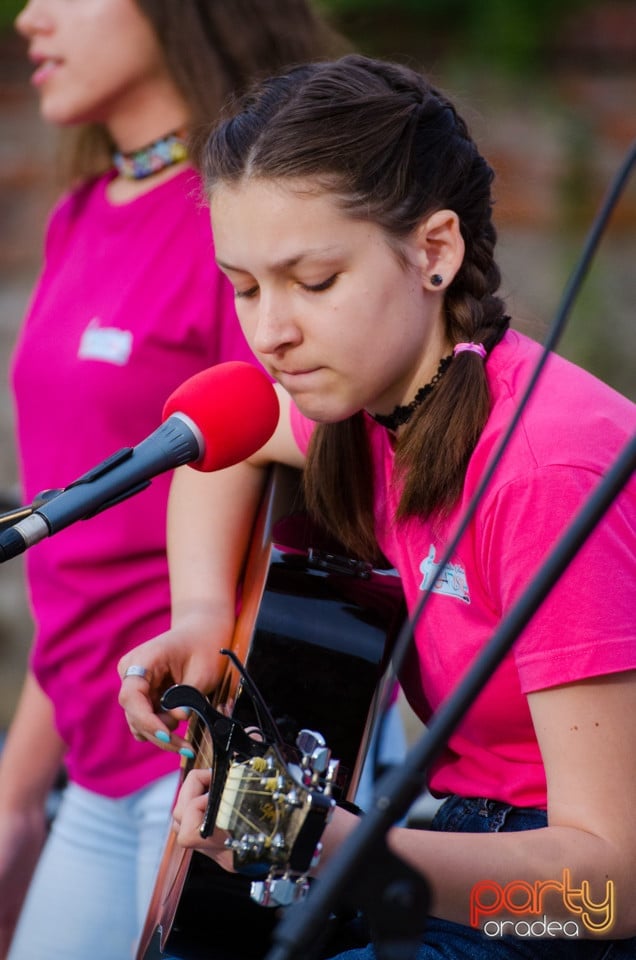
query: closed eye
[
  {"left": 234, "top": 285, "right": 259, "bottom": 300},
  {"left": 234, "top": 273, "right": 338, "bottom": 299},
  {"left": 303, "top": 274, "right": 338, "bottom": 293}
]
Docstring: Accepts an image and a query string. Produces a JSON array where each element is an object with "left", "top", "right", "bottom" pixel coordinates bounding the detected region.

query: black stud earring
[{"left": 430, "top": 274, "right": 443, "bottom": 287}]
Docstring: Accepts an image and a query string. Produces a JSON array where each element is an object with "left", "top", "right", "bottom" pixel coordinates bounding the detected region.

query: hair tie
[{"left": 453, "top": 341, "right": 487, "bottom": 359}]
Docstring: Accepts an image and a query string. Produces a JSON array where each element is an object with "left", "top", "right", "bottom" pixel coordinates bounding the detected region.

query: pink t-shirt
[
  {"left": 291, "top": 330, "right": 636, "bottom": 808},
  {"left": 11, "top": 168, "right": 258, "bottom": 796}
]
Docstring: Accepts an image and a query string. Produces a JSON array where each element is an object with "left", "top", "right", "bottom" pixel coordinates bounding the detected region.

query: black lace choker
[{"left": 370, "top": 353, "right": 453, "bottom": 431}]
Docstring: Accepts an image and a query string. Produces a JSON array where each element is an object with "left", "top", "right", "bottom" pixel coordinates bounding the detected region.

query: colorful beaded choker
[
  {"left": 371, "top": 353, "right": 453, "bottom": 431},
  {"left": 113, "top": 128, "right": 188, "bottom": 180}
]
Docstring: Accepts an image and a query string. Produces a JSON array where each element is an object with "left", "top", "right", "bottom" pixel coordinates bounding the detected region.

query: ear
[{"left": 413, "top": 209, "right": 465, "bottom": 291}]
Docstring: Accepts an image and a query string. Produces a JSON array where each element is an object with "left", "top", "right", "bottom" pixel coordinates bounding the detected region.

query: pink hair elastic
[{"left": 453, "top": 341, "right": 487, "bottom": 359}]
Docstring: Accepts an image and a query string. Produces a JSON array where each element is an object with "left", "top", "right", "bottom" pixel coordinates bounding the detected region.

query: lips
[
  {"left": 275, "top": 367, "right": 321, "bottom": 388},
  {"left": 29, "top": 54, "right": 62, "bottom": 87},
  {"left": 278, "top": 368, "right": 317, "bottom": 377}
]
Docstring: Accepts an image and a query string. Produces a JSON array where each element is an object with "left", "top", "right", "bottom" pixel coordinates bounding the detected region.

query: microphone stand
[
  {"left": 0, "top": 489, "right": 62, "bottom": 533},
  {"left": 265, "top": 431, "right": 636, "bottom": 960}
]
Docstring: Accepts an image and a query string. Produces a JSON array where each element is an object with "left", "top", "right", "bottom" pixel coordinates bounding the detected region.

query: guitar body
[{"left": 137, "top": 468, "right": 405, "bottom": 960}]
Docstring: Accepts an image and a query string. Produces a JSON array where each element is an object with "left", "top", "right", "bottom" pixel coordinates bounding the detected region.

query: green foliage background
[
  {"left": 321, "top": 0, "right": 598, "bottom": 71},
  {"left": 0, "top": 0, "right": 21, "bottom": 30},
  {"left": 1, "top": 0, "right": 598, "bottom": 72}
]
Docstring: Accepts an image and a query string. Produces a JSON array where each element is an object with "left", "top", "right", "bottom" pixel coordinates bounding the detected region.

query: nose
[
  {"left": 15, "top": 0, "right": 53, "bottom": 38},
  {"left": 250, "top": 292, "right": 302, "bottom": 357}
]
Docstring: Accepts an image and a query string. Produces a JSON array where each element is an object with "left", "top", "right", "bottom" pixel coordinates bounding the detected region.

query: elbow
[
  {"left": 606, "top": 874, "right": 636, "bottom": 940},
  {"left": 611, "top": 905, "right": 636, "bottom": 941}
]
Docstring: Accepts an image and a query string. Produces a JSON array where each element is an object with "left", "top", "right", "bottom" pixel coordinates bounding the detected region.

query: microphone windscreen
[{"left": 162, "top": 361, "right": 279, "bottom": 472}]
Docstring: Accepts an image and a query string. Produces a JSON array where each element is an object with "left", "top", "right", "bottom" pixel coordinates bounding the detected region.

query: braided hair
[{"left": 204, "top": 54, "right": 510, "bottom": 561}]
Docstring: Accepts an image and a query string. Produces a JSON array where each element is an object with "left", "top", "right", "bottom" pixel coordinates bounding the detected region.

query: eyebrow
[{"left": 217, "top": 247, "right": 342, "bottom": 274}]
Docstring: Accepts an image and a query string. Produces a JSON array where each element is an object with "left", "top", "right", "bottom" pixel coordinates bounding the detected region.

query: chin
[
  {"left": 39, "top": 103, "right": 76, "bottom": 126},
  {"left": 293, "top": 396, "right": 358, "bottom": 425},
  {"left": 39, "top": 95, "right": 93, "bottom": 128}
]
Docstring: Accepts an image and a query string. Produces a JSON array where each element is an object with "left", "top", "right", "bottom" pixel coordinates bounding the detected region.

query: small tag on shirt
[
  {"left": 78, "top": 318, "right": 133, "bottom": 365},
  {"left": 420, "top": 544, "right": 470, "bottom": 603}
]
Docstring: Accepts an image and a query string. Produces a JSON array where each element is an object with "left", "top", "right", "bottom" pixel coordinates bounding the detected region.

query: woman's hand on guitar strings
[
  {"left": 172, "top": 769, "right": 236, "bottom": 872},
  {"left": 118, "top": 615, "right": 232, "bottom": 753}
]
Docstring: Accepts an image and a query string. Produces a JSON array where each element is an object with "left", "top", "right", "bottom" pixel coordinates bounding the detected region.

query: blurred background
[{"left": 1, "top": 0, "right": 635, "bottom": 733}]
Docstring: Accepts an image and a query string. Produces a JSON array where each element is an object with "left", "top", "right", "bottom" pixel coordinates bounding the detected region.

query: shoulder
[
  {"left": 43, "top": 172, "right": 111, "bottom": 249},
  {"left": 39, "top": 175, "right": 108, "bottom": 263},
  {"left": 161, "top": 167, "right": 208, "bottom": 215},
  {"left": 144, "top": 168, "right": 216, "bottom": 253},
  {"left": 158, "top": 167, "right": 211, "bottom": 229},
  {"left": 481, "top": 329, "right": 635, "bottom": 480},
  {"left": 470, "top": 331, "right": 635, "bottom": 579}
]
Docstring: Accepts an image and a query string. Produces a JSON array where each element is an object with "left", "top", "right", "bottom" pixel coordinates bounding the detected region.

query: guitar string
[
  {"left": 183, "top": 718, "right": 287, "bottom": 841},
  {"left": 186, "top": 724, "right": 214, "bottom": 769},
  {"left": 218, "top": 780, "right": 282, "bottom": 841},
  {"left": 218, "top": 806, "right": 280, "bottom": 840}
]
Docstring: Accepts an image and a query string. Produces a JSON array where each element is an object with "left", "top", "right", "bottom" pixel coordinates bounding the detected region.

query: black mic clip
[
  {"left": 0, "top": 488, "right": 61, "bottom": 534},
  {"left": 62, "top": 447, "right": 151, "bottom": 519}
]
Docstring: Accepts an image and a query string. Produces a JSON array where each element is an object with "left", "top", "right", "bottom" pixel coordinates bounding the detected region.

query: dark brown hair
[
  {"left": 60, "top": 0, "right": 347, "bottom": 183},
  {"left": 203, "top": 54, "right": 509, "bottom": 561}
]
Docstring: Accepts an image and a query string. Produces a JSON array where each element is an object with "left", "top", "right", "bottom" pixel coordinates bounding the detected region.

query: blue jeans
[
  {"left": 8, "top": 772, "right": 179, "bottom": 960},
  {"left": 327, "top": 796, "right": 636, "bottom": 959}
]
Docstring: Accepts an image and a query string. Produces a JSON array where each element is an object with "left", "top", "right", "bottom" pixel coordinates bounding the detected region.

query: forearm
[
  {"left": 0, "top": 671, "right": 65, "bottom": 813},
  {"left": 320, "top": 810, "right": 630, "bottom": 938},
  {"left": 167, "top": 457, "right": 269, "bottom": 632},
  {"left": 119, "top": 387, "right": 305, "bottom": 748},
  {"left": 119, "top": 455, "right": 278, "bottom": 742},
  {"left": 166, "top": 392, "right": 302, "bottom": 648},
  {"left": 389, "top": 823, "right": 625, "bottom": 935},
  {"left": 0, "top": 671, "right": 62, "bottom": 953}
]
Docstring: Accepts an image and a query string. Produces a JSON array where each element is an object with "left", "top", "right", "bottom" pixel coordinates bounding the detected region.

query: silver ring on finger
[{"left": 123, "top": 665, "right": 149, "bottom": 681}]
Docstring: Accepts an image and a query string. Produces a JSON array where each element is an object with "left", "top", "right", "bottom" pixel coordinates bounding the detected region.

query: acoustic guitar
[{"left": 137, "top": 467, "right": 405, "bottom": 960}]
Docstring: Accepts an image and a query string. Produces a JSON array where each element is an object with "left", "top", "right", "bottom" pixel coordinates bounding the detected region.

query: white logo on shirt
[
  {"left": 419, "top": 544, "right": 470, "bottom": 603},
  {"left": 78, "top": 318, "right": 133, "bottom": 365}
]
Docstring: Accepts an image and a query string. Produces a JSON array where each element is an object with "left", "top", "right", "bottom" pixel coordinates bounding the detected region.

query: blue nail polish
[
  {"left": 154, "top": 730, "right": 171, "bottom": 743},
  {"left": 179, "top": 747, "right": 195, "bottom": 759}
]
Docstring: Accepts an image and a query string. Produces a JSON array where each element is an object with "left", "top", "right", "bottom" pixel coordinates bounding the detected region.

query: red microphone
[
  {"left": 0, "top": 362, "right": 279, "bottom": 562},
  {"left": 162, "top": 360, "right": 278, "bottom": 472}
]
